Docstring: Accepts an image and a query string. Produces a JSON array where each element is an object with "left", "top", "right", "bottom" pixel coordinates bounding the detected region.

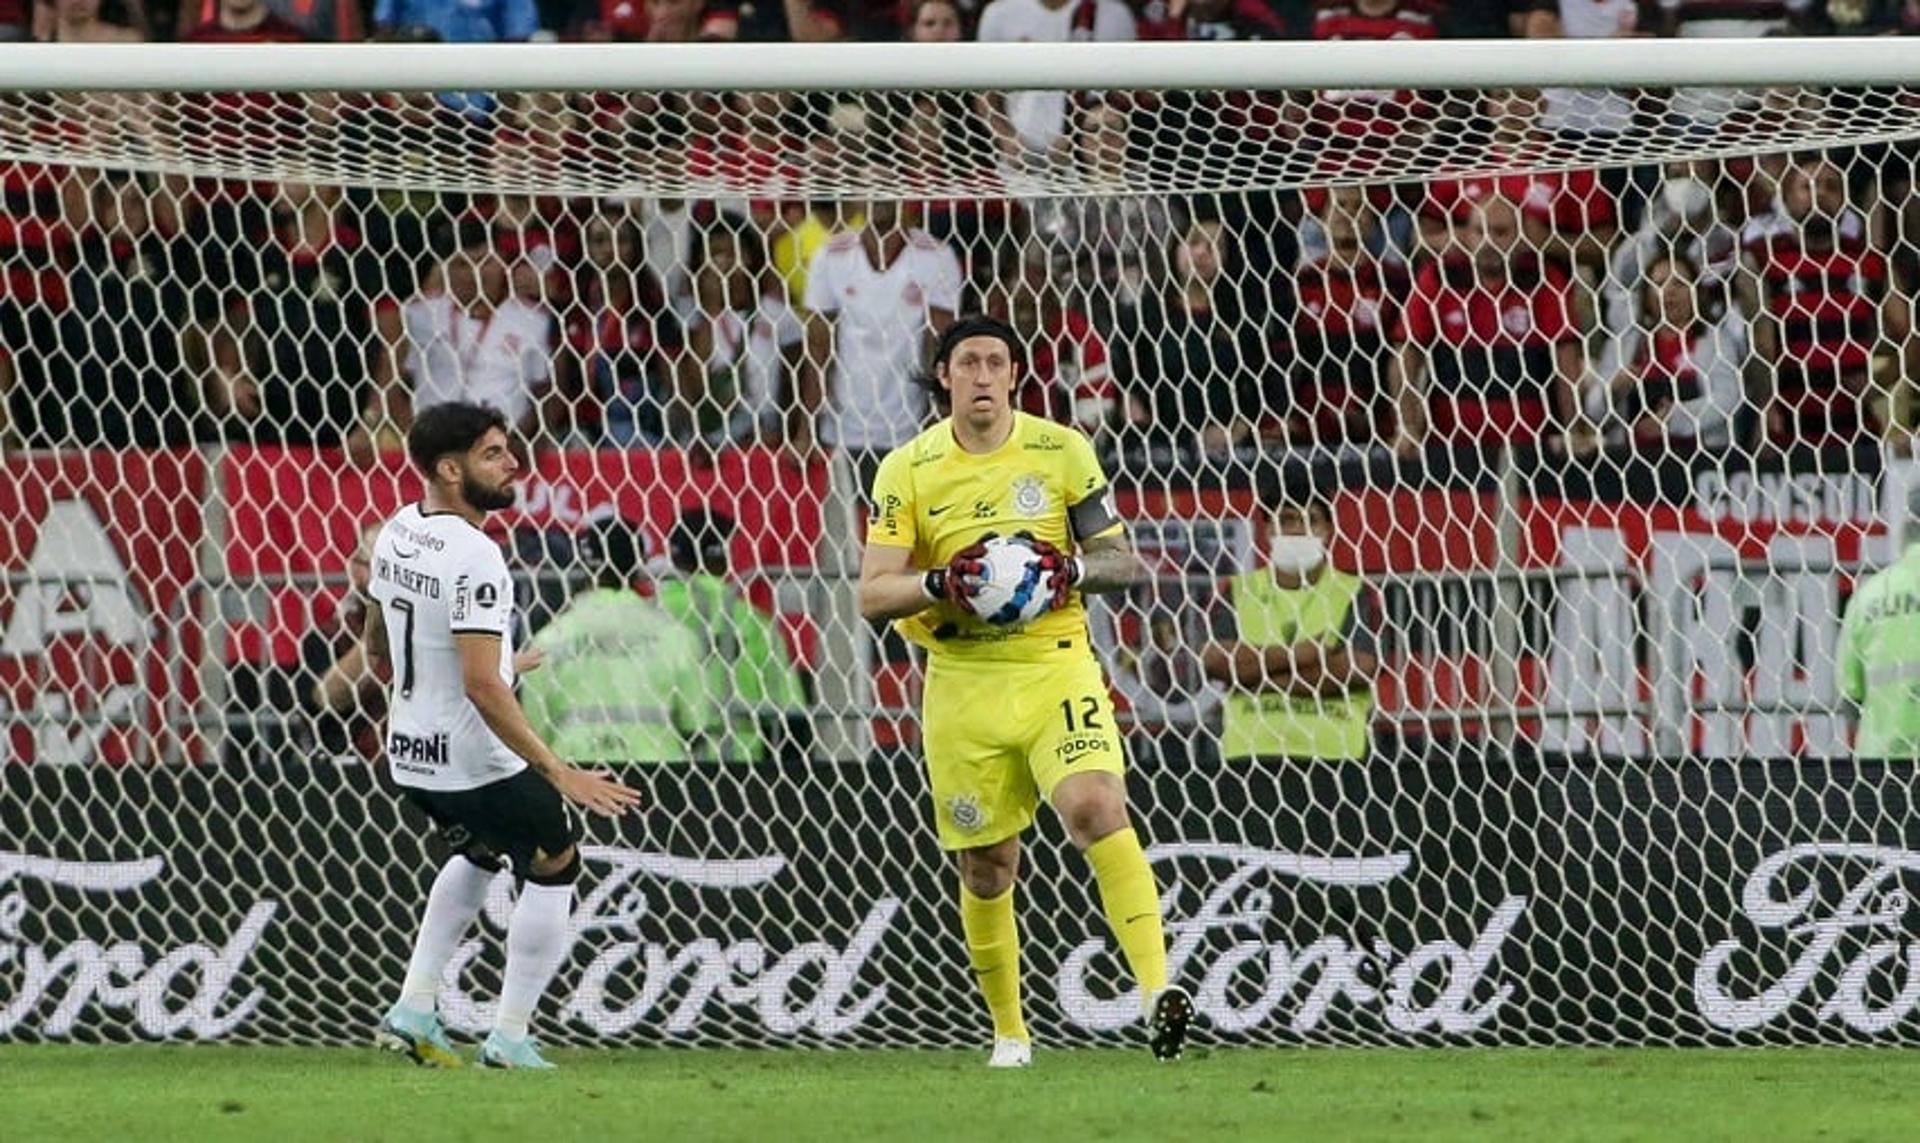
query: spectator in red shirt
[
  {"left": 1133, "top": 0, "right": 1286, "bottom": 38},
  {"left": 1313, "top": 0, "right": 1441, "bottom": 38},
  {"left": 0, "top": 163, "right": 74, "bottom": 369},
  {"left": 1304, "top": 0, "right": 1442, "bottom": 167},
  {"left": 0, "top": 153, "right": 76, "bottom": 453},
  {"left": 183, "top": 0, "right": 307, "bottom": 38},
  {"left": 175, "top": 0, "right": 358, "bottom": 38},
  {"left": 571, "top": 1, "right": 711, "bottom": 192},
  {"left": 1750, "top": 155, "right": 1911, "bottom": 450},
  {"left": 687, "top": 92, "right": 805, "bottom": 204},
  {"left": 472, "top": 193, "right": 579, "bottom": 309},
  {"left": 703, "top": 0, "right": 845, "bottom": 39},
  {"left": 979, "top": 241, "right": 1120, "bottom": 435},
  {"left": 1416, "top": 88, "right": 1617, "bottom": 277},
  {"left": 1281, "top": 189, "right": 1400, "bottom": 450},
  {"left": 1389, "top": 195, "right": 1588, "bottom": 458},
  {"left": 180, "top": 0, "right": 309, "bottom": 225}
]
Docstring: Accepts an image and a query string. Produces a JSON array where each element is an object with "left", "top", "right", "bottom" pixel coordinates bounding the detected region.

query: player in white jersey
[{"left": 367, "top": 401, "right": 641, "bottom": 1070}]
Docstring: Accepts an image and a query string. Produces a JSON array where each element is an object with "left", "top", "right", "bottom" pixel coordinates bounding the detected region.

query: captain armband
[{"left": 1068, "top": 487, "right": 1121, "bottom": 543}]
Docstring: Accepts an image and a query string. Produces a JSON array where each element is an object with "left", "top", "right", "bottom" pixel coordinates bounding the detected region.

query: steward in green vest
[
  {"left": 1838, "top": 484, "right": 1920, "bottom": 758},
  {"left": 1202, "top": 498, "right": 1379, "bottom": 762},
  {"left": 520, "top": 517, "right": 723, "bottom": 763},
  {"left": 655, "top": 508, "right": 810, "bottom": 763}
]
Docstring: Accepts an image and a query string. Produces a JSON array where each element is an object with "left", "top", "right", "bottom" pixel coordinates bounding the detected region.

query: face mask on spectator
[
  {"left": 1661, "top": 176, "right": 1712, "bottom": 221},
  {"left": 1268, "top": 533, "right": 1326, "bottom": 574}
]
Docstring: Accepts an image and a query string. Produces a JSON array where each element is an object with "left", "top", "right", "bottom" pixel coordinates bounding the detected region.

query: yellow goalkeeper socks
[
  {"left": 1085, "top": 828, "right": 1169, "bottom": 997},
  {"left": 959, "top": 883, "right": 1028, "bottom": 1043}
]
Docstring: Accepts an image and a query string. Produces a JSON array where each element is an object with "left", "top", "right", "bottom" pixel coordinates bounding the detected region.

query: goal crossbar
[{"left": 3, "top": 38, "right": 1920, "bottom": 94}]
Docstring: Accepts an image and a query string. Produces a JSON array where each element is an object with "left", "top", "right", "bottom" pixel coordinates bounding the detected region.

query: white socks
[
  {"left": 395, "top": 855, "right": 575, "bottom": 1040},
  {"left": 398, "top": 856, "right": 495, "bottom": 1013},
  {"left": 494, "top": 882, "right": 575, "bottom": 1040}
]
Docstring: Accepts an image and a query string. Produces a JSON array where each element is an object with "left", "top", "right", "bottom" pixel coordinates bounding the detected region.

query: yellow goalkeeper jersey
[{"left": 868, "top": 412, "right": 1123, "bottom": 663}]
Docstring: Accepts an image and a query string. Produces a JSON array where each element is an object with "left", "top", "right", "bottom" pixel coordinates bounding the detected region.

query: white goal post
[
  {"left": 1, "top": 41, "right": 1920, "bottom": 1049},
  {"left": 9, "top": 38, "right": 1920, "bottom": 91},
  {"left": 3, "top": 40, "right": 1920, "bottom": 199}
]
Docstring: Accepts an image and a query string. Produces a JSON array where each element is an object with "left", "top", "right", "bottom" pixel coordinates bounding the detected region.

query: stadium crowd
[
  {"left": 2, "top": 0, "right": 1913, "bottom": 474},
  {"left": 0, "top": 0, "right": 1913, "bottom": 763}
]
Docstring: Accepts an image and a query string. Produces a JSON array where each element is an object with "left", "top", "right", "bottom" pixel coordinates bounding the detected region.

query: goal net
[{"left": 5, "top": 41, "right": 1920, "bottom": 1048}]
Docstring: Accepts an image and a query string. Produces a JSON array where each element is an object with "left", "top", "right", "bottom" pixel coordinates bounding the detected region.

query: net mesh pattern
[
  {"left": 2, "top": 73, "right": 1919, "bottom": 1048},
  {"left": 0, "top": 86, "right": 1917, "bottom": 197}
]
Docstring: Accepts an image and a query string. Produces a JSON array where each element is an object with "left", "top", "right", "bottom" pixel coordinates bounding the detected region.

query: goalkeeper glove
[
  {"left": 1019, "top": 534, "right": 1083, "bottom": 612},
  {"left": 922, "top": 538, "right": 990, "bottom": 612}
]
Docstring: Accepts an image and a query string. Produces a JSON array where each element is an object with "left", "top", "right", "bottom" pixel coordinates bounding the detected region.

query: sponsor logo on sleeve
[{"left": 877, "top": 494, "right": 905, "bottom": 538}]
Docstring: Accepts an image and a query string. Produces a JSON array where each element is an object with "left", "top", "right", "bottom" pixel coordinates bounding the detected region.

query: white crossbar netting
[
  {"left": 3, "top": 85, "right": 1920, "bottom": 199},
  {"left": 6, "top": 49, "right": 1920, "bottom": 1049}
]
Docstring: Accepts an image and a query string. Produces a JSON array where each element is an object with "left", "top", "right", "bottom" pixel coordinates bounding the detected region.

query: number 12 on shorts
[{"left": 1060, "top": 696, "right": 1103, "bottom": 732}]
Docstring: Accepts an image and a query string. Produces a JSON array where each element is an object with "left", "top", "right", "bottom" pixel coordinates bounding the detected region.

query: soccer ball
[{"left": 970, "top": 535, "right": 1052, "bottom": 628}]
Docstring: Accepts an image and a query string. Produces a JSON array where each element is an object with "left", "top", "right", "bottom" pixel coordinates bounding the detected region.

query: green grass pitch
[{"left": 7, "top": 1044, "right": 1919, "bottom": 1142}]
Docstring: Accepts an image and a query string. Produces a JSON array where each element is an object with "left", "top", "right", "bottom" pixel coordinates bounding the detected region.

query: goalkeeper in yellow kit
[{"left": 857, "top": 314, "right": 1190, "bottom": 1067}]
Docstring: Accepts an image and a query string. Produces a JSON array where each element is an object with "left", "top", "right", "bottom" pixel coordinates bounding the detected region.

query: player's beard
[{"left": 462, "top": 473, "right": 516, "bottom": 512}]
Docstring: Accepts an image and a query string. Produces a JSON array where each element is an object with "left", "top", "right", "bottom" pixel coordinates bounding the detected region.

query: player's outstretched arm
[{"left": 456, "top": 633, "right": 642, "bottom": 818}]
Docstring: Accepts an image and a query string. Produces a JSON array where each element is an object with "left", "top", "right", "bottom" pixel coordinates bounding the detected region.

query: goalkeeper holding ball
[{"left": 857, "top": 314, "right": 1190, "bottom": 1067}]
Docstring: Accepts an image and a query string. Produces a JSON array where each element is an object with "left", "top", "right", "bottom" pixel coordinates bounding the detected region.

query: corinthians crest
[
  {"left": 1011, "top": 474, "right": 1048, "bottom": 518},
  {"left": 946, "top": 794, "right": 986, "bottom": 833}
]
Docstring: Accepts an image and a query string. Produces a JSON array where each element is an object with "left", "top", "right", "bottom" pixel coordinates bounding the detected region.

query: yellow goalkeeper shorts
[{"left": 920, "top": 653, "right": 1127, "bottom": 850}]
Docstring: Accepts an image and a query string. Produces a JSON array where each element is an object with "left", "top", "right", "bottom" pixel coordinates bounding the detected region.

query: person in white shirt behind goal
[{"left": 367, "top": 400, "right": 641, "bottom": 1070}]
